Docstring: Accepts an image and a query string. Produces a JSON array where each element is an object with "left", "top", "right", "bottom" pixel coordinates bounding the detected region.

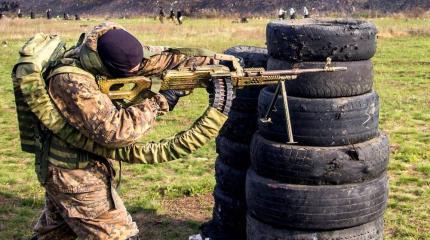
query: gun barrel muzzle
[{"left": 327, "top": 67, "right": 348, "bottom": 71}]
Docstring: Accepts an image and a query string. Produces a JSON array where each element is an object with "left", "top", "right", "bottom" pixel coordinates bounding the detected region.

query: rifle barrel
[{"left": 261, "top": 67, "right": 347, "bottom": 76}]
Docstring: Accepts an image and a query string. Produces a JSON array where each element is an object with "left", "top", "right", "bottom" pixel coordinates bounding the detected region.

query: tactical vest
[
  {"left": 12, "top": 33, "right": 69, "bottom": 183},
  {"left": 13, "top": 28, "right": 228, "bottom": 185}
]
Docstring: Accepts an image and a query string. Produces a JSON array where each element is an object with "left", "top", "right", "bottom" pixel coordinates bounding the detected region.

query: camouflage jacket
[{"left": 49, "top": 22, "right": 215, "bottom": 149}]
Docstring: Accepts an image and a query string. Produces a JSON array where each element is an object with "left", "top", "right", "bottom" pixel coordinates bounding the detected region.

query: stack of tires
[
  {"left": 247, "top": 19, "right": 390, "bottom": 239},
  {"left": 200, "top": 46, "right": 268, "bottom": 240}
]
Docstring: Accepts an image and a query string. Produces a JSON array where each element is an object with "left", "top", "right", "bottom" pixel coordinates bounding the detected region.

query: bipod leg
[
  {"left": 280, "top": 81, "right": 297, "bottom": 144},
  {"left": 261, "top": 81, "right": 281, "bottom": 123}
]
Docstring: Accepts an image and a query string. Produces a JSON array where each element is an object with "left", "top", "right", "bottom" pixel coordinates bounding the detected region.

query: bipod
[{"left": 260, "top": 80, "right": 297, "bottom": 144}]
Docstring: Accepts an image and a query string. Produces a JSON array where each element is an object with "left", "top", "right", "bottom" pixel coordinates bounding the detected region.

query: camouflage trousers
[{"left": 34, "top": 160, "right": 139, "bottom": 240}]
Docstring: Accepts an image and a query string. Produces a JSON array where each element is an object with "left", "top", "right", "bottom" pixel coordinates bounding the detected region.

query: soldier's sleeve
[
  {"left": 141, "top": 48, "right": 217, "bottom": 76},
  {"left": 48, "top": 73, "right": 159, "bottom": 148}
]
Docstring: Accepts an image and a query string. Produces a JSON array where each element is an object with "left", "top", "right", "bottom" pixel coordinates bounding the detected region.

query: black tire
[
  {"left": 258, "top": 88, "right": 379, "bottom": 146},
  {"left": 219, "top": 110, "right": 258, "bottom": 144},
  {"left": 266, "top": 19, "right": 377, "bottom": 61},
  {"left": 200, "top": 220, "right": 246, "bottom": 240},
  {"left": 250, "top": 132, "right": 389, "bottom": 185},
  {"left": 215, "top": 158, "right": 247, "bottom": 198},
  {"left": 247, "top": 214, "right": 384, "bottom": 240},
  {"left": 212, "top": 186, "right": 247, "bottom": 230},
  {"left": 246, "top": 170, "right": 388, "bottom": 230},
  {"left": 267, "top": 58, "right": 374, "bottom": 98},
  {"left": 224, "top": 45, "right": 267, "bottom": 112},
  {"left": 224, "top": 45, "right": 269, "bottom": 68},
  {"left": 231, "top": 86, "right": 263, "bottom": 112},
  {"left": 216, "top": 136, "right": 250, "bottom": 170}
]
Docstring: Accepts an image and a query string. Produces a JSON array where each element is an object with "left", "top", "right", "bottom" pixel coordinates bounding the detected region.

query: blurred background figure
[
  {"left": 75, "top": 14, "right": 80, "bottom": 20},
  {"left": 278, "top": 8, "right": 286, "bottom": 20},
  {"left": 240, "top": 17, "right": 249, "bottom": 23},
  {"left": 63, "top": 12, "right": 69, "bottom": 20},
  {"left": 169, "top": 8, "right": 175, "bottom": 22},
  {"left": 177, "top": 10, "right": 183, "bottom": 25},
  {"left": 304, "top": 6, "right": 310, "bottom": 18},
  {"left": 17, "top": 8, "right": 22, "bottom": 18},
  {"left": 46, "top": 8, "right": 52, "bottom": 19},
  {"left": 0, "top": 12, "right": 3, "bottom": 19},
  {"left": 289, "top": 7, "right": 296, "bottom": 19},
  {"left": 30, "top": 10, "right": 35, "bottom": 19},
  {"left": 158, "top": 7, "right": 165, "bottom": 23}
]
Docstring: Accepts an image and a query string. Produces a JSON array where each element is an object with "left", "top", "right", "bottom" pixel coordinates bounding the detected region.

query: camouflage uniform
[{"left": 33, "top": 23, "right": 215, "bottom": 240}]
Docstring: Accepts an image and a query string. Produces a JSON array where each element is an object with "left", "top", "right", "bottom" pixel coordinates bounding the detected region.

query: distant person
[
  {"left": 75, "top": 14, "right": 80, "bottom": 20},
  {"left": 17, "top": 8, "right": 22, "bottom": 18},
  {"left": 304, "top": 7, "right": 310, "bottom": 18},
  {"left": 0, "top": 12, "right": 3, "bottom": 19},
  {"left": 278, "top": 8, "right": 286, "bottom": 20},
  {"left": 176, "top": 10, "right": 183, "bottom": 25},
  {"left": 46, "top": 9, "right": 52, "bottom": 19},
  {"left": 158, "top": 7, "right": 165, "bottom": 23},
  {"left": 168, "top": 8, "right": 175, "bottom": 22},
  {"left": 240, "top": 17, "right": 248, "bottom": 23},
  {"left": 30, "top": 10, "right": 35, "bottom": 19},
  {"left": 63, "top": 12, "right": 70, "bottom": 20},
  {"left": 289, "top": 8, "right": 296, "bottom": 19}
]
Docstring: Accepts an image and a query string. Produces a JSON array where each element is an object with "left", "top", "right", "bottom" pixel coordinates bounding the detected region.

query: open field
[{"left": 0, "top": 17, "right": 429, "bottom": 239}]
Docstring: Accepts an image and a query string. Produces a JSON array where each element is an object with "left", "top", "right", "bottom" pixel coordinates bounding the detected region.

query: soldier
[
  {"left": 176, "top": 10, "right": 183, "bottom": 25},
  {"left": 158, "top": 7, "right": 165, "bottom": 23},
  {"left": 27, "top": 22, "right": 219, "bottom": 240},
  {"left": 168, "top": 8, "right": 175, "bottom": 22},
  {"left": 278, "top": 8, "right": 286, "bottom": 20},
  {"left": 240, "top": 17, "right": 248, "bottom": 23},
  {"left": 304, "top": 6, "right": 310, "bottom": 18},
  {"left": 46, "top": 8, "right": 52, "bottom": 19},
  {"left": 30, "top": 10, "right": 35, "bottom": 19},
  {"left": 289, "top": 8, "right": 296, "bottom": 19}
]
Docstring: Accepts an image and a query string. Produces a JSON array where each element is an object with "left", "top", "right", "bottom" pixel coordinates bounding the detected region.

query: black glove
[{"left": 159, "top": 90, "right": 188, "bottom": 111}]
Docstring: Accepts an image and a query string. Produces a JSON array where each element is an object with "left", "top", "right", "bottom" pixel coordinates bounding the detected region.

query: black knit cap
[{"left": 97, "top": 29, "right": 143, "bottom": 77}]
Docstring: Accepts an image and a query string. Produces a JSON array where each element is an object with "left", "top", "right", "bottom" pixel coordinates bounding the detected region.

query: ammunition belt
[{"left": 209, "top": 76, "right": 235, "bottom": 115}]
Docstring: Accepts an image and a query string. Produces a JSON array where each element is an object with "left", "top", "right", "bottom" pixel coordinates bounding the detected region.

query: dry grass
[
  {"left": 1, "top": 16, "right": 429, "bottom": 45},
  {"left": 0, "top": 18, "right": 267, "bottom": 51}
]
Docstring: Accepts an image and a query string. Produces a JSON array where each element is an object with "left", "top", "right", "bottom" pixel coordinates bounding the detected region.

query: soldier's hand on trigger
[{"left": 159, "top": 90, "right": 188, "bottom": 111}]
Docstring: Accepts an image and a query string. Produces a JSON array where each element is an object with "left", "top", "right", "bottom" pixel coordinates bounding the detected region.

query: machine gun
[{"left": 98, "top": 54, "right": 346, "bottom": 144}]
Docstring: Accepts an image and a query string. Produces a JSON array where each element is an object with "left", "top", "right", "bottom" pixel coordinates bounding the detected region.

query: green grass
[{"left": 0, "top": 17, "right": 429, "bottom": 239}]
